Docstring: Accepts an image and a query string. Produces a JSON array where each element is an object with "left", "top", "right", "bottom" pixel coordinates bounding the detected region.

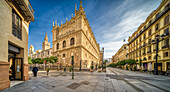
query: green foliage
[
  {"left": 134, "top": 66, "right": 137, "bottom": 71},
  {"left": 32, "top": 58, "right": 42, "bottom": 64},
  {"left": 103, "top": 66, "right": 106, "bottom": 69},
  {"left": 126, "top": 59, "right": 137, "bottom": 65},
  {"left": 49, "top": 56, "right": 58, "bottom": 63},
  {"left": 69, "top": 67, "right": 72, "bottom": 72},
  {"left": 104, "top": 59, "right": 108, "bottom": 64},
  {"left": 28, "top": 56, "right": 32, "bottom": 64},
  {"left": 126, "top": 65, "right": 128, "bottom": 70},
  {"left": 98, "top": 66, "right": 101, "bottom": 69},
  {"left": 108, "top": 63, "right": 117, "bottom": 68},
  {"left": 108, "top": 59, "right": 137, "bottom": 68},
  {"left": 90, "top": 66, "right": 94, "bottom": 69},
  {"left": 46, "top": 68, "right": 49, "bottom": 72},
  {"left": 139, "top": 59, "right": 142, "bottom": 67}
]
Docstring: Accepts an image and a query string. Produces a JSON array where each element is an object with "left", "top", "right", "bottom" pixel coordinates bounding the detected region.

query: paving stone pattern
[{"left": 2, "top": 68, "right": 170, "bottom": 92}]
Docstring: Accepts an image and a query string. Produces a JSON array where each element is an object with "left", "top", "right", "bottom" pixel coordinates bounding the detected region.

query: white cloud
[{"left": 94, "top": 0, "right": 161, "bottom": 58}]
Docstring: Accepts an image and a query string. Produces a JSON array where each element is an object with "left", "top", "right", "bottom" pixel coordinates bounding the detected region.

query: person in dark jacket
[{"left": 32, "top": 66, "right": 38, "bottom": 77}]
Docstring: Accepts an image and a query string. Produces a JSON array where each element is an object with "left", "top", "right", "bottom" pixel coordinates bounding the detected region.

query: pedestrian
[{"left": 32, "top": 65, "right": 38, "bottom": 77}]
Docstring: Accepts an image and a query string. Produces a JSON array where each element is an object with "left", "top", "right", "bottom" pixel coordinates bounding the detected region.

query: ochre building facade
[
  {"left": 128, "top": 0, "right": 170, "bottom": 73},
  {"left": 112, "top": 44, "right": 128, "bottom": 63}
]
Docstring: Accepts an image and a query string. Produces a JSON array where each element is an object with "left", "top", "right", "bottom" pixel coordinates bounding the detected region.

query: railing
[
  {"left": 28, "top": 1, "right": 34, "bottom": 16},
  {"left": 143, "top": 53, "right": 146, "bottom": 55},
  {"left": 162, "top": 45, "right": 169, "bottom": 49},
  {"left": 12, "top": 22, "right": 22, "bottom": 40},
  {"left": 128, "top": 5, "right": 170, "bottom": 45}
]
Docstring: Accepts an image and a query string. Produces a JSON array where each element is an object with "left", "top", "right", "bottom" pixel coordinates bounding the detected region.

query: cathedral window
[
  {"left": 70, "top": 38, "right": 75, "bottom": 45},
  {"left": 63, "top": 41, "right": 66, "bottom": 48},
  {"left": 57, "top": 43, "right": 59, "bottom": 49}
]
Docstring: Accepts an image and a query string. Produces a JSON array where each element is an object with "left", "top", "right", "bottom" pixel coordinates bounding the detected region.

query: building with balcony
[
  {"left": 0, "top": 0, "right": 34, "bottom": 90},
  {"left": 113, "top": 44, "right": 128, "bottom": 63},
  {"left": 128, "top": 0, "right": 169, "bottom": 73},
  {"left": 52, "top": 1, "right": 102, "bottom": 69}
]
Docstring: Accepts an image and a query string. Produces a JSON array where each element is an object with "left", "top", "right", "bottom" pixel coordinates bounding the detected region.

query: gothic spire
[
  {"left": 79, "top": 0, "right": 84, "bottom": 11},
  {"left": 55, "top": 19, "right": 57, "bottom": 26},
  {"left": 45, "top": 32, "right": 48, "bottom": 41},
  {"left": 75, "top": 4, "right": 77, "bottom": 15}
]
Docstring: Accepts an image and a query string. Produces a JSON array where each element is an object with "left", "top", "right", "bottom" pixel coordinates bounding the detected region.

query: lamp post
[
  {"left": 152, "top": 33, "right": 168, "bottom": 75},
  {"left": 57, "top": 52, "right": 61, "bottom": 70},
  {"left": 80, "top": 59, "right": 81, "bottom": 71},
  {"left": 71, "top": 52, "right": 74, "bottom": 79}
]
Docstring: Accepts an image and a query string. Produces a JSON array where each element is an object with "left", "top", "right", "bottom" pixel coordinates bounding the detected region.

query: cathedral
[{"left": 29, "top": 1, "right": 103, "bottom": 69}]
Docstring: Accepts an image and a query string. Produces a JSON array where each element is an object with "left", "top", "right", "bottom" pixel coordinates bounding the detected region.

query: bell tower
[{"left": 42, "top": 32, "right": 50, "bottom": 51}]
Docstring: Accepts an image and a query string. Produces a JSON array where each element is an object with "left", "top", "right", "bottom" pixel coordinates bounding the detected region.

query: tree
[
  {"left": 126, "top": 59, "right": 137, "bottom": 70},
  {"left": 32, "top": 58, "right": 42, "bottom": 65},
  {"left": 28, "top": 56, "right": 32, "bottom": 64},
  {"left": 49, "top": 56, "right": 58, "bottom": 69},
  {"left": 139, "top": 59, "right": 143, "bottom": 72},
  {"left": 104, "top": 59, "right": 108, "bottom": 65}
]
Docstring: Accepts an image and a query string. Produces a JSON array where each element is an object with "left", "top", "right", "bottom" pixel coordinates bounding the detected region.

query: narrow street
[{"left": 2, "top": 68, "right": 170, "bottom": 92}]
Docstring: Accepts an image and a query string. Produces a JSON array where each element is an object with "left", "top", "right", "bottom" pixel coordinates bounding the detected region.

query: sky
[{"left": 29, "top": 0, "right": 162, "bottom": 59}]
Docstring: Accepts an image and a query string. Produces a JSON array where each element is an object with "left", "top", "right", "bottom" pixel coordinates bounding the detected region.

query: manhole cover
[
  {"left": 81, "top": 81, "right": 89, "bottom": 85},
  {"left": 67, "top": 83, "right": 81, "bottom": 90}
]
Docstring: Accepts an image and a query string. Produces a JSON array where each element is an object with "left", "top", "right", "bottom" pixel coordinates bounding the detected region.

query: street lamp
[
  {"left": 79, "top": 59, "right": 81, "bottom": 71},
  {"left": 152, "top": 33, "right": 168, "bottom": 75},
  {"left": 71, "top": 52, "right": 74, "bottom": 79}
]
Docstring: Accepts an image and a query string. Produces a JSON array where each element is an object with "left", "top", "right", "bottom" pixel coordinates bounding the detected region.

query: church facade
[
  {"left": 29, "top": 1, "right": 103, "bottom": 69},
  {"left": 29, "top": 33, "right": 53, "bottom": 59}
]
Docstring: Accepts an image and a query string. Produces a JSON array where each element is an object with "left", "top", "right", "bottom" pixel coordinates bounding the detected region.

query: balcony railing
[
  {"left": 143, "top": 53, "right": 146, "bottom": 55},
  {"left": 9, "top": 0, "right": 34, "bottom": 21},
  {"left": 12, "top": 22, "right": 22, "bottom": 40},
  {"left": 162, "top": 45, "right": 169, "bottom": 49},
  {"left": 128, "top": 5, "right": 170, "bottom": 45}
]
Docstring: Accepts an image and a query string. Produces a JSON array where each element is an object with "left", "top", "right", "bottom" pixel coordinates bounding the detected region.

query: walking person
[{"left": 32, "top": 65, "right": 38, "bottom": 77}]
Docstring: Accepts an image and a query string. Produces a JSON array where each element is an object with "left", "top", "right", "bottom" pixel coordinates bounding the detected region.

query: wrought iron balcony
[
  {"left": 128, "top": 5, "right": 169, "bottom": 45},
  {"left": 143, "top": 53, "right": 146, "bottom": 55},
  {"left": 8, "top": 0, "right": 34, "bottom": 21},
  {"left": 162, "top": 45, "right": 169, "bottom": 49},
  {"left": 12, "top": 22, "right": 22, "bottom": 40}
]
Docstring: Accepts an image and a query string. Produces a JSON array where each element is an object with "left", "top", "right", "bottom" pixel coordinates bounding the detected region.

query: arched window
[
  {"left": 70, "top": 38, "right": 74, "bottom": 45},
  {"left": 57, "top": 43, "right": 59, "bottom": 49},
  {"left": 63, "top": 41, "right": 66, "bottom": 48}
]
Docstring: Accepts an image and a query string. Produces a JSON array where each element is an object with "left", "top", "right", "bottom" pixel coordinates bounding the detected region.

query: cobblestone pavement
[{"left": 2, "top": 68, "right": 170, "bottom": 92}]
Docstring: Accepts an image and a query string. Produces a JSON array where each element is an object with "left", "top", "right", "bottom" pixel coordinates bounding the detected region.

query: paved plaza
[{"left": 2, "top": 68, "right": 170, "bottom": 92}]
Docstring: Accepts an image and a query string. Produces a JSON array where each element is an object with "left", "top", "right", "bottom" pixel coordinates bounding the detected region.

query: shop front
[{"left": 8, "top": 44, "right": 23, "bottom": 80}]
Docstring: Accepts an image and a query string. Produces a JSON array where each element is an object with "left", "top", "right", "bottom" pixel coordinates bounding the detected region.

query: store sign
[{"left": 8, "top": 44, "right": 20, "bottom": 53}]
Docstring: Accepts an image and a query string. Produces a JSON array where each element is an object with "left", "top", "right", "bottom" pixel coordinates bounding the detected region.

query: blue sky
[{"left": 29, "top": 0, "right": 162, "bottom": 59}]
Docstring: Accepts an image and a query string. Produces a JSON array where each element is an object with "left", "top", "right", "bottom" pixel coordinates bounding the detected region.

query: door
[
  {"left": 9, "top": 57, "right": 15, "bottom": 80},
  {"left": 15, "top": 58, "right": 23, "bottom": 80}
]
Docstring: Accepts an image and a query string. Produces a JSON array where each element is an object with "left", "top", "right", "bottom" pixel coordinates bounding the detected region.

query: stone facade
[
  {"left": 52, "top": 1, "right": 102, "bottom": 69},
  {"left": 0, "top": 0, "right": 34, "bottom": 90},
  {"left": 128, "top": 0, "right": 170, "bottom": 72},
  {"left": 113, "top": 44, "right": 128, "bottom": 63},
  {"left": 29, "top": 1, "right": 103, "bottom": 69},
  {"left": 29, "top": 33, "right": 53, "bottom": 59}
]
